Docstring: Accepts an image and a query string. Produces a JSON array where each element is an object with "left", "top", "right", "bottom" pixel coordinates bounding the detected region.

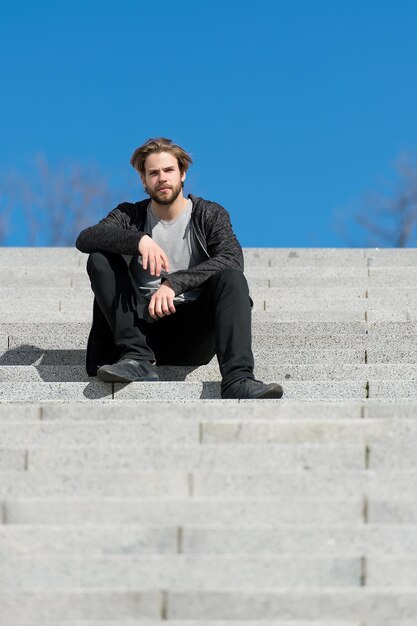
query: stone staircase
[{"left": 1, "top": 246, "right": 417, "bottom": 625}]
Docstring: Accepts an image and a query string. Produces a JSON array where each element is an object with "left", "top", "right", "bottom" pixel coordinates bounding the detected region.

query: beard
[{"left": 145, "top": 182, "right": 183, "bottom": 205}]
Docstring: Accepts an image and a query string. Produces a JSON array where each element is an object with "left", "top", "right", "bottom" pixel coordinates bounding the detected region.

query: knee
[
  {"left": 215, "top": 268, "right": 248, "bottom": 288},
  {"left": 207, "top": 268, "right": 250, "bottom": 299},
  {"left": 87, "top": 251, "right": 121, "bottom": 276}
]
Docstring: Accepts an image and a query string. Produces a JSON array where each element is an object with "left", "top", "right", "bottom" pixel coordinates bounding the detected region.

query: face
[{"left": 141, "top": 151, "right": 186, "bottom": 205}]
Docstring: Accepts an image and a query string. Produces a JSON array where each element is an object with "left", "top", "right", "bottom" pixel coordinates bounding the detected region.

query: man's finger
[
  {"left": 142, "top": 251, "right": 148, "bottom": 271},
  {"left": 168, "top": 298, "right": 176, "bottom": 313},
  {"left": 149, "top": 254, "right": 156, "bottom": 276},
  {"left": 152, "top": 294, "right": 161, "bottom": 317},
  {"left": 162, "top": 297, "right": 172, "bottom": 315},
  {"left": 163, "top": 257, "right": 170, "bottom": 272},
  {"left": 155, "top": 259, "right": 162, "bottom": 277},
  {"left": 155, "top": 299, "right": 164, "bottom": 317},
  {"left": 148, "top": 297, "right": 156, "bottom": 319}
]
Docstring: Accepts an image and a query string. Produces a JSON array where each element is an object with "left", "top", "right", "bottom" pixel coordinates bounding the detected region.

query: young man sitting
[{"left": 76, "top": 137, "right": 283, "bottom": 400}]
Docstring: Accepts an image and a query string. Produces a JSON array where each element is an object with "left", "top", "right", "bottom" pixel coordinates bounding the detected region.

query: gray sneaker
[
  {"left": 97, "top": 358, "right": 159, "bottom": 383},
  {"left": 222, "top": 378, "right": 283, "bottom": 399}
]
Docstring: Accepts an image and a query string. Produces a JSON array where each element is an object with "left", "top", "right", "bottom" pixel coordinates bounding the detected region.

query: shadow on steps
[
  {"left": 0, "top": 345, "right": 209, "bottom": 383},
  {"left": 0, "top": 345, "right": 86, "bottom": 367}
]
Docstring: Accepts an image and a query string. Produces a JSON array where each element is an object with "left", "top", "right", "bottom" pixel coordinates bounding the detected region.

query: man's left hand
[{"left": 148, "top": 282, "right": 176, "bottom": 319}]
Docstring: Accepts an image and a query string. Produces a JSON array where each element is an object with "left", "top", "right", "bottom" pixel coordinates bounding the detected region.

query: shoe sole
[{"left": 97, "top": 369, "right": 159, "bottom": 383}]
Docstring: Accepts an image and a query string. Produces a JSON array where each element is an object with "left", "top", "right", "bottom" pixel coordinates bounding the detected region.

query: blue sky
[{"left": 1, "top": 0, "right": 417, "bottom": 246}]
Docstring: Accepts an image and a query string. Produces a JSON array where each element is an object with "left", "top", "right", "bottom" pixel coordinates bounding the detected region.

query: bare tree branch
[
  {"left": 335, "top": 151, "right": 417, "bottom": 248},
  {"left": 0, "top": 153, "right": 125, "bottom": 246}
]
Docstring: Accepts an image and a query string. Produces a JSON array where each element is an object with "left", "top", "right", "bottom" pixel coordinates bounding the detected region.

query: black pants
[{"left": 86, "top": 251, "right": 254, "bottom": 392}]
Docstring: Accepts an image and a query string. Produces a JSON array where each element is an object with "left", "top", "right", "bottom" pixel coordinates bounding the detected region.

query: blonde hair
[{"left": 130, "top": 137, "right": 193, "bottom": 175}]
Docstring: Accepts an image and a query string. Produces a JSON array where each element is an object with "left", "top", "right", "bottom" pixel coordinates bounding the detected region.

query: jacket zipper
[
  {"left": 190, "top": 198, "right": 210, "bottom": 259},
  {"left": 191, "top": 217, "right": 210, "bottom": 259}
]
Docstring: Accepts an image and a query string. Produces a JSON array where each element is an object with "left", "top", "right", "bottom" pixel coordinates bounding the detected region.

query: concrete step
[
  {"left": 0, "top": 272, "right": 80, "bottom": 288},
  {"left": 1, "top": 416, "right": 416, "bottom": 445},
  {"left": 3, "top": 284, "right": 417, "bottom": 300},
  {"left": 267, "top": 249, "right": 368, "bottom": 266},
  {"left": 364, "top": 402, "right": 417, "bottom": 418},
  {"left": 0, "top": 267, "right": 396, "bottom": 290},
  {"left": 1, "top": 470, "right": 417, "bottom": 498},
  {"left": 118, "top": 381, "right": 366, "bottom": 401},
  {"left": 0, "top": 287, "right": 93, "bottom": 299},
  {"left": 0, "top": 445, "right": 359, "bottom": 474},
  {"left": 0, "top": 247, "right": 83, "bottom": 266},
  {"left": 367, "top": 349, "right": 417, "bottom": 364},
  {"left": 0, "top": 589, "right": 159, "bottom": 620},
  {"left": 1, "top": 347, "right": 367, "bottom": 366},
  {"left": 4, "top": 296, "right": 414, "bottom": 316},
  {"left": 367, "top": 287, "right": 417, "bottom": 300},
  {"left": 0, "top": 319, "right": 373, "bottom": 338},
  {"left": 0, "top": 360, "right": 371, "bottom": 384},
  {"left": 3, "top": 496, "right": 364, "bottom": 525},
  {"left": 2, "top": 321, "right": 371, "bottom": 341},
  {"left": 367, "top": 310, "right": 417, "bottom": 323},
  {"left": 368, "top": 500, "right": 417, "bottom": 523},
  {"left": 3, "top": 324, "right": 417, "bottom": 350},
  {"left": 1, "top": 363, "right": 417, "bottom": 382},
  {"left": 1, "top": 290, "right": 389, "bottom": 314},
  {"left": 0, "top": 621, "right": 365, "bottom": 626},
  {"left": 1, "top": 353, "right": 377, "bottom": 380},
  {"left": 0, "top": 554, "right": 362, "bottom": 590},
  {"left": 1, "top": 524, "right": 417, "bottom": 556},
  {"left": 0, "top": 417, "right": 199, "bottom": 445},
  {"left": 369, "top": 446, "right": 417, "bottom": 468},
  {"left": 192, "top": 470, "right": 417, "bottom": 499},
  {"left": 368, "top": 248, "right": 417, "bottom": 265},
  {"left": 0, "top": 399, "right": 407, "bottom": 420},
  {"left": 368, "top": 556, "right": 417, "bottom": 586},
  {"left": 4, "top": 308, "right": 414, "bottom": 323},
  {"left": 0, "top": 381, "right": 368, "bottom": 402},
  {"left": 2, "top": 588, "right": 417, "bottom": 622},
  {"left": 112, "top": 589, "right": 417, "bottom": 620},
  {"left": 0, "top": 469, "right": 190, "bottom": 497},
  {"left": 0, "top": 401, "right": 365, "bottom": 421},
  {"left": 7, "top": 285, "right": 417, "bottom": 302},
  {"left": 0, "top": 315, "right": 369, "bottom": 334},
  {"left": 368, "top": 267, "right": 417, "bottom": 285},
  {"left": 160, "top": 525, "right": 417, "bottom": 556},
  {"left": 19, "top": 443, "right": 366, "bottom": 473},
  {"left": 4, "top": 304, "right": 411, "bottom": 322},
  {"left": 250, "top": 268, "right": 369, "bottom": 288},
  {"left": 0, "top": 245, "right": 371, "bottom": 266}
]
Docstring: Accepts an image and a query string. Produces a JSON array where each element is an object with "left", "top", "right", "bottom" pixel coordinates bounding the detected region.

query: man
[{"left": 76, "top": 137, "right": 283, "bottom": 399}]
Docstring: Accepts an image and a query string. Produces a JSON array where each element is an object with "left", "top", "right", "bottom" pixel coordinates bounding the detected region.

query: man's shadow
[
  {"left": 0, "top": 345, "right": 219, "bottom": 398},
  {"left": 0, "top": 345, "right": 111, "bottom": 399}
]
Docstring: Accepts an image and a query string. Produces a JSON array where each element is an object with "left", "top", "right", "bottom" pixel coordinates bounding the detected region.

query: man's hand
[
  {"left": 148, "top": 282, "right": 176, "bottom": 319},
  {"left": 139, "top": 235, "right": 170, "bottom": 276}
]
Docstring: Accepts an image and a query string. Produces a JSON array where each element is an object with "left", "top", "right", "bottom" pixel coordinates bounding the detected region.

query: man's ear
[{"left": 181, "top": 171, "right": 186, "bottom": 183}]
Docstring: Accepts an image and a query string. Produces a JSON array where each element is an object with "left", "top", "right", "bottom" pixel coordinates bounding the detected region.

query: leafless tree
[
  {"left": 336, "top": 152, "right": 417, "bottom": 247},
  {"left": 0, "top": 153, "right": 138, "bottom": 246}
]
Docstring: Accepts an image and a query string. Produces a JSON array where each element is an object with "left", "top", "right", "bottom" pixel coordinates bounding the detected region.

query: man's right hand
[{"left": 138, "top": 235, "right": 170, "bottom": 277}]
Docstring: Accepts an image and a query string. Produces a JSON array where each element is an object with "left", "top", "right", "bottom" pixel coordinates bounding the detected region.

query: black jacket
[{"left": 76, "top": 194, "right": 245, "bottom": 374}]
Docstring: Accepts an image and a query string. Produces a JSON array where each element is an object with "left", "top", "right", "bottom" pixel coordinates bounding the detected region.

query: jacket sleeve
[
  {"left": 75, "top": 203, "right": 150, "bottom": 255},
  {"left": 162, "top": 204, "right": 244, "bottom": 296}
]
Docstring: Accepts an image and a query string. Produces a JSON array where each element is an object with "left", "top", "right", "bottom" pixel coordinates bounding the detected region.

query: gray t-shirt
[{"left": 130, "top": 198, "right": 206, "bottom": 302}]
